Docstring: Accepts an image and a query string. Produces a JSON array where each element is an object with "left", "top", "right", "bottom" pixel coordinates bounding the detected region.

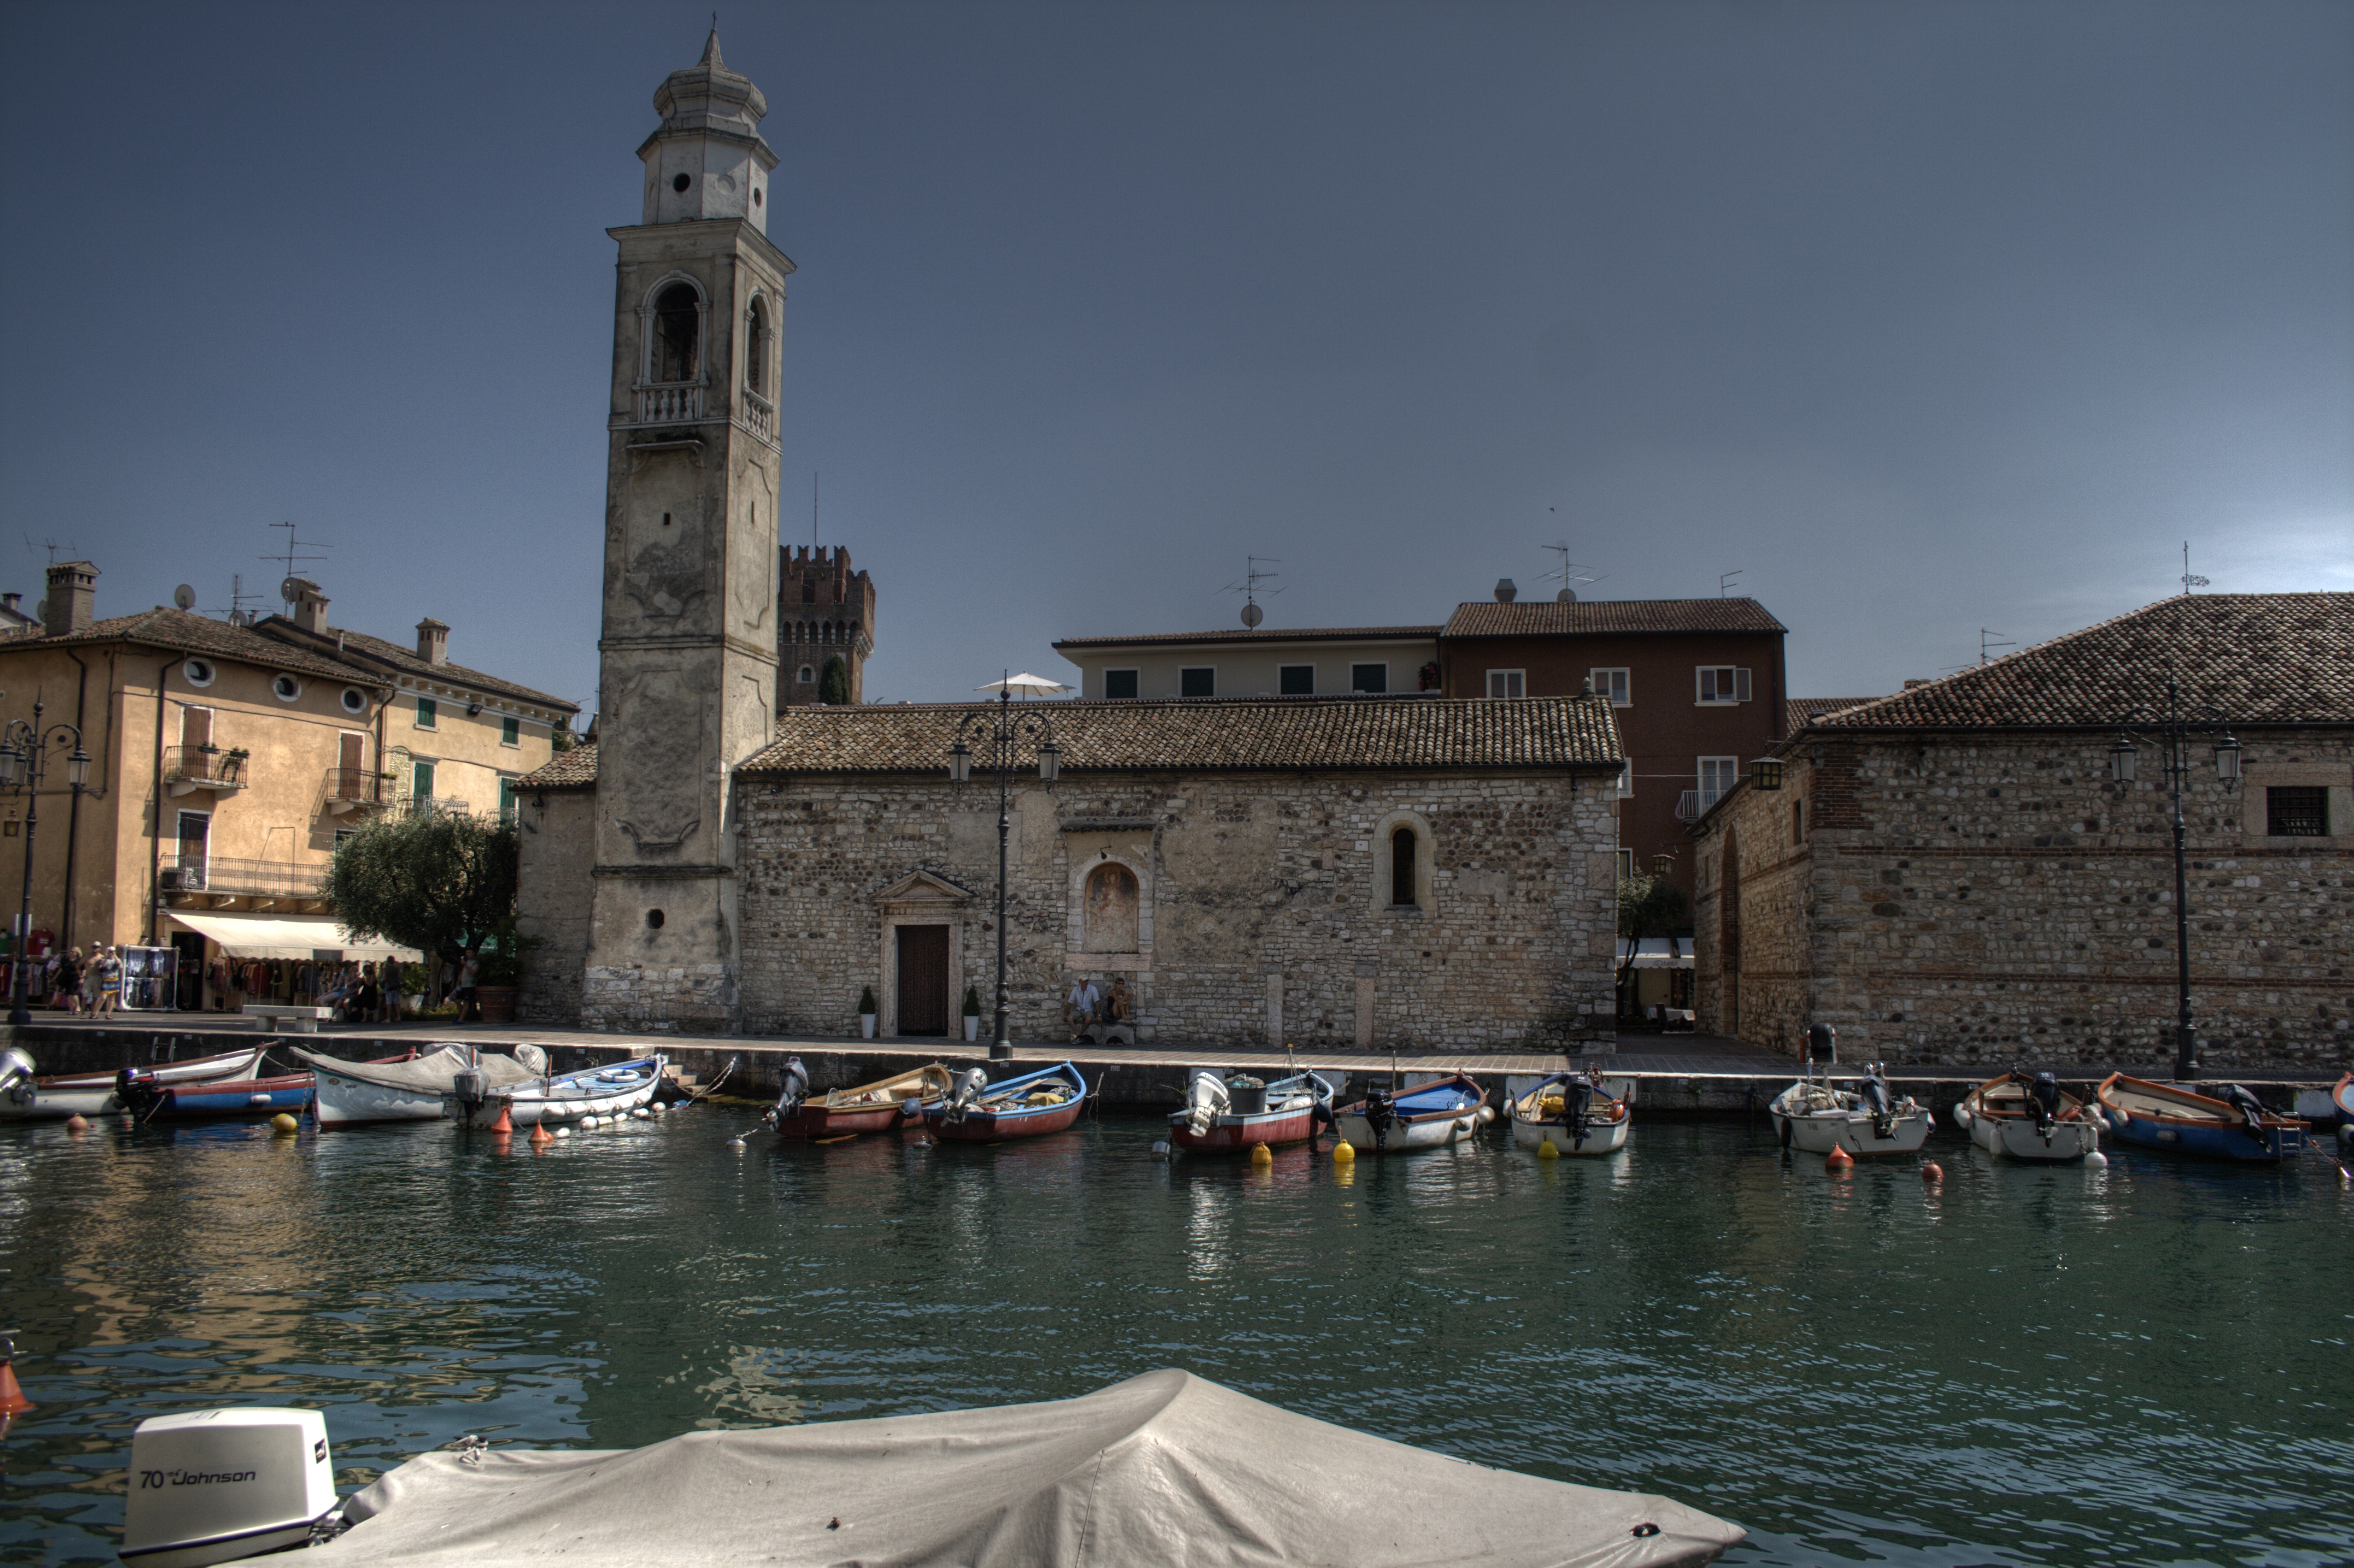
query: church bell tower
[{"left": 584, "top": 30, "right": 789, "bottom": 1031}]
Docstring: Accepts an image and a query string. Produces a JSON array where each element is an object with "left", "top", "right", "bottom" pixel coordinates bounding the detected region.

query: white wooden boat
[
  {"left": 299, "top": 1044, "right": 547, "bottom": 1127},
  {"left": 1, "top": 1044, "right": 269, "bottom": 1120},
  {"left": 451, "top": 1055, "right": 667, "bottom": 1127},
  {"left": 1953, "top": 1070, "right": 2101, "bottom": 1162},
  {"left": 1769, "top": 1063, "right": 1932, "bottom": 1155},
  {"left": 1331, "top": 1073, "right": 1491, "bottom": 1153},
  {"left": 1507, "top": 1071, "right": 1631, "bottom": 1155}
]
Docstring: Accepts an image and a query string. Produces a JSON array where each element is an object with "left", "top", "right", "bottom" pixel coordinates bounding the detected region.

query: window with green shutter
[
  {"left": 415, "top": 697, "right": 437, "bottom": 729},
  {"left": 500, "top": 777, "right": 517, "bottom": 820},
  {"left": 501, "top": 716, "right": 519, "bottom": 747},
  {"left": 413, "top": 760, "right": 435, "bottom": 801}
]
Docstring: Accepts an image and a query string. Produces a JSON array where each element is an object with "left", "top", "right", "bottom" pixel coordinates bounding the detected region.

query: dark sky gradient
[{"left": 2, "top": 1, "right": 2346, "bottom": 715}]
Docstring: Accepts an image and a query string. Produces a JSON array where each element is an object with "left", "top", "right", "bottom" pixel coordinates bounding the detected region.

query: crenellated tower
[
  {"left": 778, "top": 546, "right": 875, "bottom": 707},
  {"left": 584, "top": 29, "right": 789, "bottom": 1032}
]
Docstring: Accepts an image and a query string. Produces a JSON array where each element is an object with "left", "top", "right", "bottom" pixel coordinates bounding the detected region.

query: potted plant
[
  {"left": 858, "top": 985, "right": 877, "bottom": 1038},
  {"left": 962, "top": 985, "right": 982, "bottom": 1041},
  {"left": 400, "top": 961, "right": 430, "bottom": 1016}
]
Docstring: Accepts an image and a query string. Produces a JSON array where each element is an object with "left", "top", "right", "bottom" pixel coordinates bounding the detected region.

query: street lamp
[
  {"left": 2105, "top": 677, "right": 2242, "bottom": 1082},
  {"left": 947, "top": 675, "right": 1064, "bottom": 1060},
  {"left": 0, "top": 697, "right": 90, "bottom": 1024}
]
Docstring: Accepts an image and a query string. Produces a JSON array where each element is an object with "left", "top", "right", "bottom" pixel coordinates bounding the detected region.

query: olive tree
[{"left": 328, "top": 809, "right": 519, "bottom": 1001}]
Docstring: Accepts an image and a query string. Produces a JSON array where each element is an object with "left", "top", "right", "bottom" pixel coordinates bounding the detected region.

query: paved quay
[{"left": 6, "top": 1017, "right": 2336, "bottom": 1115}]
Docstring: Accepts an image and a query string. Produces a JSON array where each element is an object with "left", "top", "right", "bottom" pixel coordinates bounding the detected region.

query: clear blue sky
[{"left": 2, "top": 1, "right": 2346, "bottom": 716}]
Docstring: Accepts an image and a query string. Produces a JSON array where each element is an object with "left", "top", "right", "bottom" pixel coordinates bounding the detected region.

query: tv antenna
[
  {"left": 1719, "top": 569, "right": 1744, "bottom": 598},
  {"left": 265, "top": 521, "right": 331, "bottom": 607},
  {"left": 1538, "top": 542, "right": 1604, "bottom": 604},
  {"left": 24, "top": 535, "right": 78, "bottom": 568},
  {"left": 1222, "top": 556, "right": 1284, "bottom": 629},
  {"left": 2180, "top": 541, "right": 2208, "bottom": 596},
  {"left": 215, "top": 574, "right": 268, "bottom": 627},
  {"left": 1979, "top": 628, "right": 2015, "bottom": 665}
]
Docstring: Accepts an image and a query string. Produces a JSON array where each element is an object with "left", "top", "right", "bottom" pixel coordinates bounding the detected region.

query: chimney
[
  {"left": 416, "top": 618, "right": 449, "bottom": 666},
  {"left": 290, "top": 578, "right": 330, "bottom": 635},
  {"left": 1493, "top": 579, "right": 1518, "bottom": 603},
  {"left": 1902, "top": 679, "right": 1930, "bottom": 690},
  {"left": 1, "top": 593, "right": 21, "bottom": 618},
  {"left": 44, "top": 560, "right": 97, "bottom": 636}
]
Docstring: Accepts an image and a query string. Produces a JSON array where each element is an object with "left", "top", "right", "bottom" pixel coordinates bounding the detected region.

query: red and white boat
[
  {"left": 770, "top": 1061, "right": 953, "bottom": 1140},
  {"left": 1, "top": 1043, "right": 269, "bottom": 1121},
  {"left": 921, "top": 1062, "right": 1090, "bottom": 1142},
  {"left": 1168, "top": 1069, "right": 1335, "bottom": 1152}
]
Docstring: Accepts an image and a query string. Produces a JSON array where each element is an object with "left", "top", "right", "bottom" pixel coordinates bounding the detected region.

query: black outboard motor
[
  {"left": 451, "top": 1065, "right": 488, "bottom": 1124},
  {"left": 1565, "top": 1075, "right": 1594, "bottom": 1147},
  {"left": 2217, "top": 1082, "right": 2271, "bottom": 1146},
  {"left": 1857, "top": 1064, "right": 1895, "bottom": 1141},
  {"left": 768, "top": 1056, "right": 811, "bottom": 1126},
  {"left": 1362, "top": 1083, "right": 1396, "bottom": 1150},
  {"left": 2026, "top": 1071, "right": 2062, "bottom": 1133},
  {"left": 116, "top": 1065, "right": 164, "bottom": 1121}
]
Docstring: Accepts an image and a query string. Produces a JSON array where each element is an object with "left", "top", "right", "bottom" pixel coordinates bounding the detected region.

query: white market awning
[
  {"left": 1616, "top": 936, "right": 1693, "bottom": 970},
  {"left": 166, "top": 911, "right": 419, "bottom": 962}
]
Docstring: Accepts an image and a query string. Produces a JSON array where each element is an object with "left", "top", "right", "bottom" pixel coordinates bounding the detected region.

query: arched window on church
[
  {"left": 745, "top": 298, "right": 769, "bottom": 397},
  {"left": 1390, "top": 826, "right": 1417, "bottom": 908},
  {"left": 1083, "top": 862, "right": 1140, "bottom": 953},
  {"left": 653, "top": 283, "right": 700, "bottom": 384}
]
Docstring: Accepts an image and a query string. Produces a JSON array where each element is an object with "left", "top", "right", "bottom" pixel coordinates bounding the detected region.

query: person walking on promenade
[
  {"left": 56, "top": 948, "right": 83, "bottom": 1014},
  {"left": 92, "top": 946, "right": 122, "bottom": 1018}
]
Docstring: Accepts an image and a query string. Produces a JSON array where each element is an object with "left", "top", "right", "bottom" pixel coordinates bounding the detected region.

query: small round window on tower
[
  {"left": 753, "top": 187, "right": 763, "bottom": 207},
  {"left": 672, "top": 173, "right": 692, "bottom": 193},
  {"left": 646, "top": 909, "right": 665, "bottom": 930}
]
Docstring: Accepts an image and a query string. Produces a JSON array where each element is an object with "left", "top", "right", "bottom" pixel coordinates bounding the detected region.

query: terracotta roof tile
[
  {"left": 1442, "top": 598, "right": 1787, "bottom": 638},
  {"left": 1810, "top": 594, "right": 2353, "bottom": 729},
  {"left": 257, "top": 619, "right": 577, "bottom": 710},
  {"left": 1052, "top": 624, "right": 1442, "bottom": 650},
  {"left": 0, "top": 608, "right": 386, "bottom": 685},
  {"left": 1785, "top": 697, "right": 1880, "bottom": 730},
  {"left": 735, "top": 694, "right": 1624, "bottom": 774},
  {"left": 518, "top": 745, "right": 600, "bottom": 789}
]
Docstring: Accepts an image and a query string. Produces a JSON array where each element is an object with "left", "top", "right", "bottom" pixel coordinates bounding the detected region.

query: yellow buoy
[
  {"left": 1249, "top": 1143, "right": 1272, "bottom": 1165},
  {"left": 270, "top": 1113, "right": 299, "bottom": 1134},
  {"left": 1331, "top": 1140, "right": 1355, "bottom": 1163},
  {"left": 1536, "top": 1139, "right": 1559, "bottom": 1159}
]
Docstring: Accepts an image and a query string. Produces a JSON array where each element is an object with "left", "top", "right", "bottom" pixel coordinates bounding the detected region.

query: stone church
[{"left": 514, "top": 33, "right": 1627, "bottom": 1048}]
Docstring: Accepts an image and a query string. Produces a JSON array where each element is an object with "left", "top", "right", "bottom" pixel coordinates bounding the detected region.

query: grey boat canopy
[
  {"left": 290, "top": 1044, "right": 544, "bottom": 1094},
  {"left": 307, "top": 1369, "right": 1743, "bottom": 1566}
]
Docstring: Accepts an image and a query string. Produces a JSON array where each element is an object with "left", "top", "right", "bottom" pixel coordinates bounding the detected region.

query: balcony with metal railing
[
  {"left": 1674, "top": 786, "right": 1725, "bottom": 824},
  {"left": 323, "top": 767, "right": 386, "bottom": 814},
  {"left": 409, "top": 795, "right": 471, "bottom": 817},
  {"left": 160, "top": 855, "right": 329, "bottom": 898},
  {"left": 635, "top": 383, "right": 704, "bottom": 424},
  {"left": 163, "top": 746, "right": 245, "bottom": 797}
]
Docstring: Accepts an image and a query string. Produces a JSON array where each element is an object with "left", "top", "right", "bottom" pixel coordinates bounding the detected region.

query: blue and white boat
[
  {"left": 1332, "top": 1072, "right": 1491, "bottom": 1153},
  {"left": 2095, "top": 1073, "right": 2306, "bottom": 1163},
  {"left": 452, "top": 1055, "right": 668, "bottom": 1127},
  {"left": 923, "top": 1062, "right": 1090, "bottom": 1141}
]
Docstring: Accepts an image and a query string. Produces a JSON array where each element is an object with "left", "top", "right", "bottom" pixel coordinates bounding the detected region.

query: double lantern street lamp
[
  {"left": 947, "top": 676, "right": 1062, "bottom": 1061},
  {"left": 2107, "top": 677, "right": 2241, "bottom": 1082},
  {"left": 0, "top": 697, "right": 93, "bottom": 1024}
]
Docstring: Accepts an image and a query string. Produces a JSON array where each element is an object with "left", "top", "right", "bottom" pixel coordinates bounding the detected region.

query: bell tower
[{"left": 584, "top": 29, "right": 790, "bottom": 1032}]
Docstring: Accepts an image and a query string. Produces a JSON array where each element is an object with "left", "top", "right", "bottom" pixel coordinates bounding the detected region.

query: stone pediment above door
[{"left": 872, "top": 869, "right": 973, "bottom": 909}]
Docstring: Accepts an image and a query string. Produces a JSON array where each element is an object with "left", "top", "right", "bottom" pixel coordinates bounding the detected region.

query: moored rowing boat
[
  {"left": 1, "top": 1044, "right": 269, "bottom": 1120},
  {"left": 300, "top": 1044, "right": 547, "bottom": 1127},
  {"left": 922, "top": 1062, "right": 1089, "bottom": 1141},
  {"left": 2094, "top": 1073, "right": 2305, "bottom": 1162},
  {"left": 1954, "top": 1071, "right": 2101, "bottom": 1162},
  {"left": 1768, "top": 1063, "right": 1931, "bottom": 1155},
  {"left": 451, "top": 1055, "right": 668, "bottom": 1127},
  {"left": 1507, "top": 1071, "right": 1631, "bottom": 1155},
  {"left": 1167, "top": 1069, "right": 1334, "bottom": 1152},
  {"left": 1331, "top": 1073, "right": 1490, "bottom": 1153},
  {"left": 771, "top": 1059, "right": 953, "bottom": 1140}
]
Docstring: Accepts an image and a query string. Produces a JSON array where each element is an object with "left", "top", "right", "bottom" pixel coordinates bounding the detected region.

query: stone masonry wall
[
  {"left": 515, "top": 788, "right": 595, "bottom": 1024},
  {"left": 1694, "top": 729, "right": 2353, "bottom": 1071},
  {"left": 736, "top": 768, "right": 1619, "bottom": 1049}
]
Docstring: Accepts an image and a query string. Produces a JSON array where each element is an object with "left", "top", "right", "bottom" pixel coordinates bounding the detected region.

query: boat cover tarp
[
  {"left": 290, "top": 1045, "right": 544, "bottom": 1094},
  {"left": 310, "top": 1369, "right": 1742, "bottom": 1567}
]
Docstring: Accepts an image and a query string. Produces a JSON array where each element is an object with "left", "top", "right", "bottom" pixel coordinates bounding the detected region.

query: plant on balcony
[{"left": 328, "top": 809, "right": 519, "bottom": 1005}]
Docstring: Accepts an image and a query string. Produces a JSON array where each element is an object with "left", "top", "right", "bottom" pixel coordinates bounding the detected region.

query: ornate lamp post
[
  {"left": 0, "top": 697, "right": 92, "bottom": 1024},
  {"left": 948, "top": 676, "right": 1062, "bottom": 1061},
  {"left": 2106, "top": 677, "right": 2241, "bottom": 1081}
]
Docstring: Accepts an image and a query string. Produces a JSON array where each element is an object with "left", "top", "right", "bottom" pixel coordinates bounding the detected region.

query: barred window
[{"left": 2267, "top": 786, "right": 2327, "bottom": 837}]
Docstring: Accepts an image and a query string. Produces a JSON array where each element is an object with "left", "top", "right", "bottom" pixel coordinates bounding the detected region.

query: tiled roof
[
  {"left": 1785, "top": 697, "right": 1879, "bottom": 730},
  {"left": 1809, "top": 594, "right": 2354, "bottom": 729},
  {"left": 256, "top": 618, "right": 577, "bottom": 710},
  {"left": 1442, "top": 598, "right": 1787, "bottom": 638},
  {"left": 518, "top": 745, "right": 600, "bottom": 789},
  {"left": 738, "top": 694, "right": 1622, "bottom": 774},
  {"left": 0, "top": 609, "right": 387, "bottom": 686},
  {"left": 1052, "top": 625, "right": 1442, "bottom": 650}
]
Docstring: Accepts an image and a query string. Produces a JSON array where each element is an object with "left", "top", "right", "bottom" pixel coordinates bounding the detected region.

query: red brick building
[{"left": 1436, "top": 597, "right": 1789, "bottom": 902}]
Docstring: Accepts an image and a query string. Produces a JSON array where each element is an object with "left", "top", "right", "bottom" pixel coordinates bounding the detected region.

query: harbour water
[{"left": 2, "top": 1107, "right": 2349, "bottom": 1566}]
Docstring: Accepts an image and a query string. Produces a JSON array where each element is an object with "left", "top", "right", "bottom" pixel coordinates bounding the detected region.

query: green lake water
[{"left": 2, "top": 1106, "right": 2349, "bottom": 1565}]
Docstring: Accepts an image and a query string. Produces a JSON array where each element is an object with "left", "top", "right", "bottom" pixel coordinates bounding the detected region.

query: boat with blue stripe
[
  {"left": 923, "top": 1062, "right": 1090, "bottom": 1141},
  {"left": 2095, "top": 1073, "right": 2306, "bottom": 1162}
]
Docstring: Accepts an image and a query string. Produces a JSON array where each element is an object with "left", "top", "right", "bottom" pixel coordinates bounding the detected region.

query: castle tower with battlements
[{"left": 778, "top": 546, "right": 875, "bottom": 707}]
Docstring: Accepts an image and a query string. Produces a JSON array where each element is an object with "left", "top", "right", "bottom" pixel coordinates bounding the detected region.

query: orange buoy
[
  {"left": 488, "top": 1103, "right": 513, "bottom": 1135},
  {"left": 0, "top": 1340, "right": 33, "bottom": 1419},
  {"left": 63, "top": 1113, "right": 89, "bottom": 1134},
  {"left": 1921, "top": 1161, "right": 1944, "bottom": 1183},
  {"left": 1825, "top": 1145, "right": 1854, "bottom": 1171},
  {"left": 529, "top": 1120, "right": 554, "bottom": 1145}
]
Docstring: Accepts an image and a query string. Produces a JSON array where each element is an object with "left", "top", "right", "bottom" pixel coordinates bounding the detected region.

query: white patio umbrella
[{"left": 975, "top": 672, "right": 1072, "bottom": 697}]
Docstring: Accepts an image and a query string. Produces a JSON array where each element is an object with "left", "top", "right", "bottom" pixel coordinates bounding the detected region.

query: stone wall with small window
[
  {"left": 733, "top": 767, "right": 1619, "bottom": 1049},
  {"left": 1690, "top": 729, "right": 2354, "bottom": 1070}
]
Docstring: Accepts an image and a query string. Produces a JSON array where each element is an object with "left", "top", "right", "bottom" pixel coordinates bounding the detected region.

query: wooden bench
[{"left": 241, "top": 1004, "right": 336, "bottom": 1033}]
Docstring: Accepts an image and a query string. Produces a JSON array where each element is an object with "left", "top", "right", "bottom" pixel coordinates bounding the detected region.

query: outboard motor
[
  {"left": 451, "top": 1066, "right": 489, "bottom": 1124},
  {"left": 1185, "top": 1070, "right": 1229, "bottom": 1137},
  {"left": 1361, "top": 1083, "right": 1396, "bottom": 1150},
  {"left": 2026, "top": 1071, "right": 2062, "bottom": 1134},
  {"left": 1, "top": 1046, "right": 34, "bottom": 1108},
  {"left": 2218, "top": 1082, "right": 2271, "bottom": 1146},
  {"left": 768, "top": 1056, "right": 811, "bottom": 1126},
  {"left": 1565, "top": 1075, "right": 1595, "bottom": 1147},
  {"left": 1857, "top": 1064, "right": 1895, "bottom": 1141},
  {"left": 116, "top": 1066, "right": 164, "bottom": 1121},
  {"left": 944, "top": 1067, "right": 988, "bottom": 1124}
]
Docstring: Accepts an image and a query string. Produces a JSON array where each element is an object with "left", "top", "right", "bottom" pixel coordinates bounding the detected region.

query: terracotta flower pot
[{"left": 477, "top": 985, "right": 519, "bottom": 1024}]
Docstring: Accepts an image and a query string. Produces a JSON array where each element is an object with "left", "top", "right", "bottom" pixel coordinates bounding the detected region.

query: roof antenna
[
  {"left": 24, "top": 535, "right": 77, "bottom": 568},
  {"left": 265, "top": 521, "right": 330, "bottom": 608},
  {"left": 2180, "top": 541, "right": 2208, "bottom": 596},
  {"left": 1979, "top": 628, "right": 2015, "bottom": 665},
  {"left": 1719, "top": 569, "right": 1744, "bottom": 598},
  {"left": 1220, "top": 556, "right": 1285, "bottom": 629},
  {"left": 812, "top": 472, "right": 819, "bottom": 553},
  {"left": 214, "top": 574, "right": 265, "bottom": 627},
  {"left": 1539, "top": 540, "right": 1604, "bottom": 604}
]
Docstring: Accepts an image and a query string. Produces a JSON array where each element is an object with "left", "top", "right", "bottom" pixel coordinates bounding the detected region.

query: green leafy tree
[
  {"left": 328, "top": 811, "right": 519, "bottom": 1002},
  {"left": 818, "top": 655, "right": 850, "bottom": 705},
  {"left": 1616, "top": 872, "right": 1691, "bottom": 1000}
]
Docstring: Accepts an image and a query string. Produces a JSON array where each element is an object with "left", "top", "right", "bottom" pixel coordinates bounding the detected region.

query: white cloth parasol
[{"left": 976, "top": 672, "right": 1073, "bottom": 695}]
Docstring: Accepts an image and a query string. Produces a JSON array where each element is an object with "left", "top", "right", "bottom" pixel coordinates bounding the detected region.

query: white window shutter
[{"left": 1735, "top": 668, "right": 1751, "bottom": 703}]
